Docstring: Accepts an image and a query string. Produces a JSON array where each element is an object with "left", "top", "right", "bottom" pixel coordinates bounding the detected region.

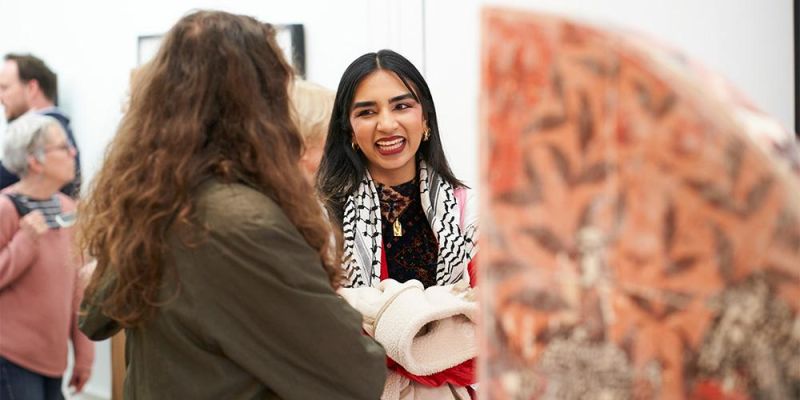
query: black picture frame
[
  {"left": 135, "top": 24, "right": 306, "bottom": 79},
  {"left": 274, "top": 24, "right": 306, "bottom": 78},
  {"left": 795, "top": 0, "right": 799, "bottom": 136}
]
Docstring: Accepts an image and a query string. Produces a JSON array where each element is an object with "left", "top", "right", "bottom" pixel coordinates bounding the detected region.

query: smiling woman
[{"left": 317, "top": 49, "right": 480, "bottom": 399}]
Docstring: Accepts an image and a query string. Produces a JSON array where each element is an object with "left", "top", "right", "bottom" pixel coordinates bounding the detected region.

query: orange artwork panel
[{"left": 479, "top": 8, "right": 800, "bottom": 399}]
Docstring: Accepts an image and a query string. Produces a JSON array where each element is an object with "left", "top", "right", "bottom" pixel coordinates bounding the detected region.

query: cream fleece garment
[{"left": 339, "top": 279, "right": 477, "bottom": 376}]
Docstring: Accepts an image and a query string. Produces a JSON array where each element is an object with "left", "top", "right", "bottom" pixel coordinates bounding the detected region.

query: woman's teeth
[{"left": 376, "top": 138, "right": 405, "bottom": 151}]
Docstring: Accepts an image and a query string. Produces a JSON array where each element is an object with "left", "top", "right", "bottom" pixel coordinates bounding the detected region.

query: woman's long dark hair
[
  {"left": 317, "top": 49, "right": 463, "bottom": 222},
  {"left": 80, "top": 11, "right": 342, "bottom": 327}
]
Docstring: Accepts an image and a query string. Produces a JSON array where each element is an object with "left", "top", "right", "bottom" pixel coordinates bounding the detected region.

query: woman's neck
[
  {"left": 376, "top": 176, "right": 416, "bottom": 189},
  {"left": 14, "top": 177, "right": 60, "bottom": 200},
  {"left": 368, "top": 162, "right": 417, "bottom": 187}
]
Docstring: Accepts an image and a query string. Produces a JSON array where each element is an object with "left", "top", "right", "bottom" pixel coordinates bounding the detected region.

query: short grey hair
[{"left": 1, "top": 113, "right": 64, "bottom": 176}]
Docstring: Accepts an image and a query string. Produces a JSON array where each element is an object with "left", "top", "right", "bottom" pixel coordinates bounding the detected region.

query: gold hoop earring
[
  {"left": 351, "top": 141, "right": 359, "bottom": 151},
  {"left": 423, "top": 129, "right": 431, "bottom": 142}
]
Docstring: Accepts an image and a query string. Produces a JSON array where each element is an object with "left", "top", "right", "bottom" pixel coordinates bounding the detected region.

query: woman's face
[
  {"left": 349, "top": 70, "right": 426, "bottom": 186},
  {"left": 300, "top": 134, "right": 325, "bottom": 184},
  {"left": 37, "top": 126, "right": 76, "bottom": 185}
]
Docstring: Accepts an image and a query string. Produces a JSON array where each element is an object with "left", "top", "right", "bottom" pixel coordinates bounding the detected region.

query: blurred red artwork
[{"left": 479, "top": 8, "right": 800, "bottom": 400}]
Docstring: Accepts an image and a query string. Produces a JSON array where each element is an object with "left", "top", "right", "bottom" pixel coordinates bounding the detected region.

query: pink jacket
[{"left": 0, "top": 189, "right": 93, "bottom": 377}]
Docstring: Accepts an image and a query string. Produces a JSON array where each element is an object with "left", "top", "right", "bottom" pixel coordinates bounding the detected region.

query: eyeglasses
[{"left": 42, "top": 143, "right": 75, "bottom": 154}]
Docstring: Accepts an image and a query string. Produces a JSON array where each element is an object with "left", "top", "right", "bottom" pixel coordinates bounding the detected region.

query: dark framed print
[
  {"left": 274, "top": 24, "right": 306, "bottom": 78},
  {"left": 136, "top": 24, "right": 305, "bottom": 78},
  {"left": 794, "top": 0, "right": 798, "bottom": 135}
]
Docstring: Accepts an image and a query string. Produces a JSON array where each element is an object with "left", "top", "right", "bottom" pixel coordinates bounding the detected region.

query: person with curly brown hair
[{"left": 78, "top": 10, "right": 385, "bottom": 399}]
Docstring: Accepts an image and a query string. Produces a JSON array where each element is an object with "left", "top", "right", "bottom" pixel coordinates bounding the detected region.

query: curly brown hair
[{"left": 80, "top": 10, "right": 342, "bottom": 327}]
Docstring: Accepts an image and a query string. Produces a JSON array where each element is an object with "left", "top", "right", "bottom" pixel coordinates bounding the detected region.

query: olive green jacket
[{"left": 80, "top": 181, "right": 386, "bottom": 399}]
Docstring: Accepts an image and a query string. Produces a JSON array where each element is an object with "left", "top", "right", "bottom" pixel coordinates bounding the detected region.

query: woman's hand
[
  {"left": 69, "top": 367, "right": 91, "bottom": 394},
  {"left": 19, "top": 210, "right": 48, "bottom": 237}
]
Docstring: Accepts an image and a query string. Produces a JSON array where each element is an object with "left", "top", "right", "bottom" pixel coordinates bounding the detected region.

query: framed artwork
[
  {"left": 135, "top": 24, "right": 306, "bottom": 78},
  {"left": 275, "top": 24, "right": 306, "bottom": 78},
  {"left": 795, "top": 0, "right": 798, "bottom": 135},
  {"left": 137, "top": 34, "right": 163, "bottom": 66}
]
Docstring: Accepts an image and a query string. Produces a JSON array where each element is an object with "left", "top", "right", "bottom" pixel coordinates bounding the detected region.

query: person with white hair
[
  {"left": 0, "top": 113, "right": 93, "bottom": 399},
  {"left": 290, "top": 79, "right": 335, "bottom": 183},
  {"left": 0, "top": 53, "right": 82, "bottom": 197}
]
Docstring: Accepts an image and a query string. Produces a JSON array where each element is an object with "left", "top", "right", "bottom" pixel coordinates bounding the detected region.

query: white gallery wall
[{"left": 0, "top": 0, "right": 793, "bottom": 398}]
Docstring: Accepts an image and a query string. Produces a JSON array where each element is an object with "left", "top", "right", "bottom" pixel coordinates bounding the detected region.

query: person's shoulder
[
  {"left": 453, "top": 184, "right": 475, "bottom": 203},
  {"left": 0, "top": 191, "right": 14, "bottom": 215},
  {"left": 195, "top": 180, "right": 285, "bottom": 228},
  {"left": 39, "top": 107, "right": 74, "bottom": 139},
  {"left": 39, "top": 107, "right": 71, "bottom": 125},
  {"left": 54, "top": 192, "right": 76, "bottom": 212},
  {"left": 453, "top": 184, "right": 471, "bottom": 194},
  {"left": 0, "top": 185, "right": 19, "bottom": 208},
  {"left": 0, "top": 190, "right": 19, "bottom": 231},
  {"left": 197, "top": 180, "right": 276, "bottom": 207}
]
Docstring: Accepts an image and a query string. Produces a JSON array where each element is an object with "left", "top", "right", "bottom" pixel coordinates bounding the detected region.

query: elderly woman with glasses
[{"left": 0, "top": 113, "right": 93, "bottom": 400}]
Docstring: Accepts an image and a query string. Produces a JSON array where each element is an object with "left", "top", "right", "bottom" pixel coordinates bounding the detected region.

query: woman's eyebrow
[
  {"left": 389, "top": 93, "right": 415, "bottom": 103},
  {"left": 352, "top": 100, "right": 376, "bottom": 110},
  {"left": 352, "top": 93, "right": 417, "bottom": 110}
]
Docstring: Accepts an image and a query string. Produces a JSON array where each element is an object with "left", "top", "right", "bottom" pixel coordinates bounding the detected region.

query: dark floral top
[{"left": 377, "top": 178, "right": 439, "bottom": 288}]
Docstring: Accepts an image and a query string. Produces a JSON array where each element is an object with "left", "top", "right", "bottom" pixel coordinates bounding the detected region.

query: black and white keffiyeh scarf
[{"left": 341, "top": 161, "right": 478, "bottom": 288}]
